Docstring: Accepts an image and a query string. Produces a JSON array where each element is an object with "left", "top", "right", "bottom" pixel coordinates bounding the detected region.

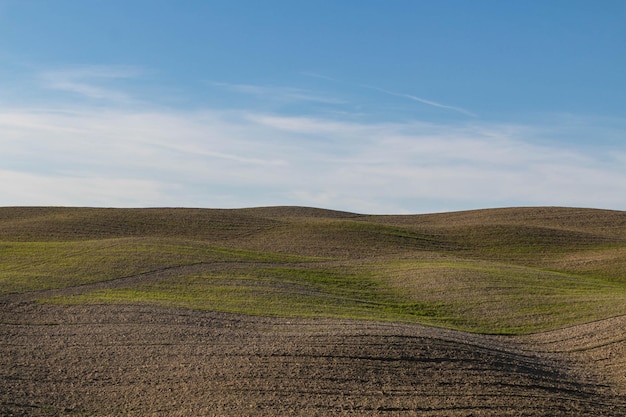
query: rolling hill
[{"left": 1, "top": 206, "right": 625, "bottom": 415}]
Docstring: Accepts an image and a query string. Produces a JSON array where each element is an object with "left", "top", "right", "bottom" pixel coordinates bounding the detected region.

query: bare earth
[{"left": 1, "top": 300, "right": 625, "bottom": 416}]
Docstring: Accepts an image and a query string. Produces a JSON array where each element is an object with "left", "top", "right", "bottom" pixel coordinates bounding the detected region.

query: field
[{"left": 1, "top": 206, "right": 625, "bottom": 415}]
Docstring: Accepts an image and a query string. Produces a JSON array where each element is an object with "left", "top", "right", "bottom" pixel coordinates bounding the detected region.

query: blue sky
[{"left": 1, "top": 1, "right": 625, "bottom": 213}]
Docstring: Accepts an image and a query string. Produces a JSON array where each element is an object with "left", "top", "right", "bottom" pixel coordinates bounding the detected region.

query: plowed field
[{"left": 2, "top": 301, "right": 625, "bottom": 416}]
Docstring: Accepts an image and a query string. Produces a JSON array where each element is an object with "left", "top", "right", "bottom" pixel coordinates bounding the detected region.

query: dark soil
[{"left": 1, "top": 301, "right": 624, "bottom": 416}]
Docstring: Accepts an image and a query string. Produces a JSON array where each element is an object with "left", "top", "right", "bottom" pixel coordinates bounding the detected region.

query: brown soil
[{"left": 1, "top": 300, "right": 624, "bottom": 416}]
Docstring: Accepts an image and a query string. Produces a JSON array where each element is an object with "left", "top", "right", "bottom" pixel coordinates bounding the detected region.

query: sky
[{"left": 1, "top": 0, "right": 625, "bottom": 214}]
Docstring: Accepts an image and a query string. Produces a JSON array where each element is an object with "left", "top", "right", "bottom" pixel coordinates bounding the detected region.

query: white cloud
[
  {"left": 1, "top": 104, "right": 625, "bottom": 213},
  {"left": 0, "top": 170, "right": 164, "bottom": 207},
  {"left": 41, "top": 65, "right": 143, "bottom": 102},
  {"left": 208, "top": 82, "right": 346, "bottom": 104}
]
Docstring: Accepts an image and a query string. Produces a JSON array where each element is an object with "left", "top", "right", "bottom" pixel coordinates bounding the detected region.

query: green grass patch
[
  {"left": 4, "top": 206, "right": 626, "bottom": 335},
  {"left": 0, "top": 239, "right": 323, "bottom": 294},
  {"left": 375, "top": 259, "right": 626, "bottom": 334},
  {"left": 32, "top": 250, "right": 626, "bottom": 334},
  {"left": 50, "top": 265, "right": 451, "bottom": 324}
]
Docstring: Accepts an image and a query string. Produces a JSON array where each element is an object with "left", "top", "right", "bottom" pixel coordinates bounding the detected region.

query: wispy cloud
[
  {"left": 208, "top": 82, "right": 345, "bottom": 104},
  {"left": 41, "top": 65, "right": 143, "bottom": 102},
  {"left": 1, "top": 103, "right": 625, "bottom": 213},
  {"left": 0, "top": 169, "right": 164, "bottom": 207},
  {"left": 299, "top": 72, "right": 477, "bottom": 118},
  {"left": 2, "top": 65, "right": 624, "bottom": 212},
  {"left": 366, "top": 86, "right": 477, "bottom": 117}
]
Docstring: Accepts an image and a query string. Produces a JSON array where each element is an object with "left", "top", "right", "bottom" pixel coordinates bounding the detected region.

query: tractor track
[{"left": 1, "top": 301, "right": 624, "bottom": 416}]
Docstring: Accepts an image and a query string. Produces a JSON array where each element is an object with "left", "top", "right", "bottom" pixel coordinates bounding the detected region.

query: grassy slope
[{"left": 1, "top": 206, "right": 625, "bottom": 334}]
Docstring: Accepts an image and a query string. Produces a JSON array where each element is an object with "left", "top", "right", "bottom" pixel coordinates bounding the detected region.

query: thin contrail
[
  {"left": 366, "top": 86, "right": 477, "bottom": 117},
  {"left": 304, "top": 72, "right": 477, "bottom": 117}
]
